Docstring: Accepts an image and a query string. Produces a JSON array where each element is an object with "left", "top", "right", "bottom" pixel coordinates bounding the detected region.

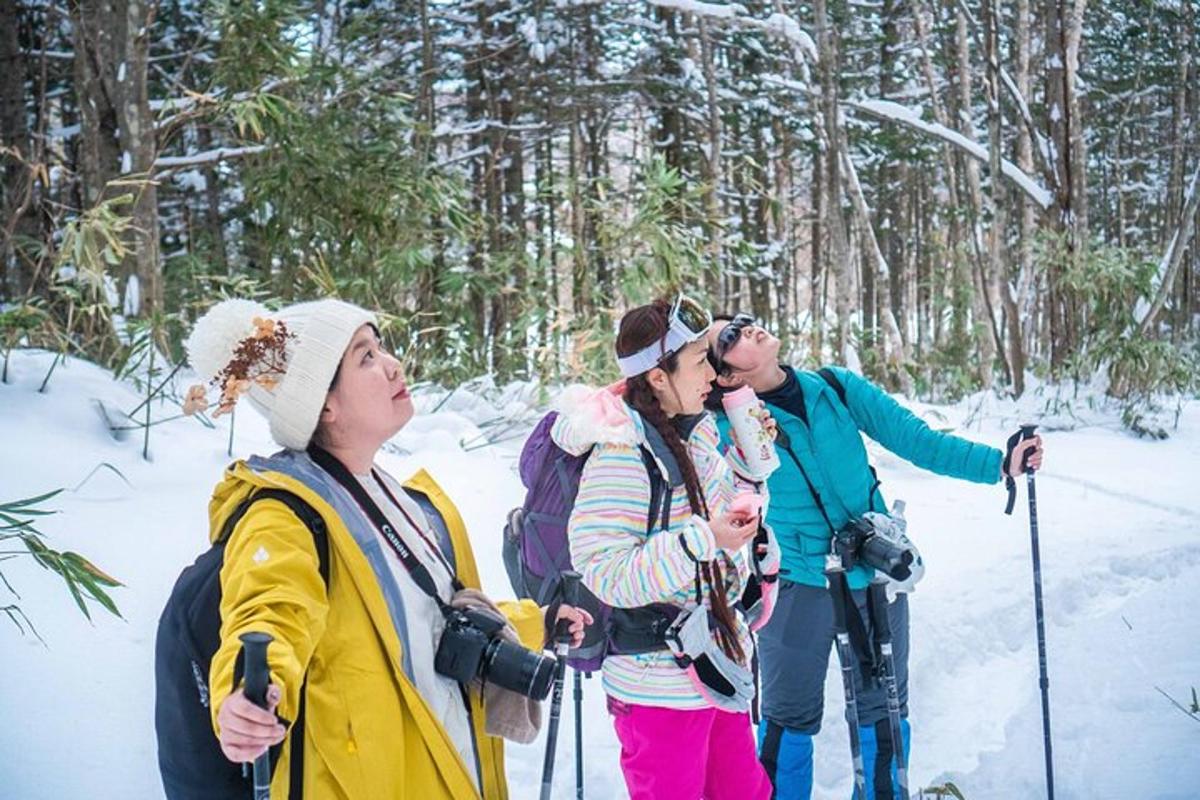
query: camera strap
[
  {"left": 309, "top": 445, "right": 464, "bottom": 612},
  {"left": 827, "top": 568, "right": 880, "bottom": 685},
  {"left": 773, "top": 430, "right": 880, "bottom": 682},
  {"left": 774, "top": 426, "right": 838, "bottom": 537}
]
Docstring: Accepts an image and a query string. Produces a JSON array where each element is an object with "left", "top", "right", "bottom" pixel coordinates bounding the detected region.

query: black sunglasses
[{"left": 714, "top": 314, "right": 755, "bottom": 372}]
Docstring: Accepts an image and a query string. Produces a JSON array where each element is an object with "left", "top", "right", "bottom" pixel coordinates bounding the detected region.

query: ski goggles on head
[
  {"left": 616, "top": 293, "right": 713, "bottom": 378},
  {"left": 665, "top": 605, "right": 756, "bottom": 713},
  {"left": 712, "top": 313, "right": 755, "bottom": 374}
]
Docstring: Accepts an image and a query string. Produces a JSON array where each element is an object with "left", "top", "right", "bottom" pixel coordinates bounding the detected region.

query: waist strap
[{"left": 607, "top": 604, "right": 680, "bottom": 655}]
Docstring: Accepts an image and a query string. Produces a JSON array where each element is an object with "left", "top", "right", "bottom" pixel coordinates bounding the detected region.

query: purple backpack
[{"left": 503, "top": 411, "right": 667, "bottom": 671}]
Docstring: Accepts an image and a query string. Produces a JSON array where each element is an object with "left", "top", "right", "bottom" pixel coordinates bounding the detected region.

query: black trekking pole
[
  {"left": 867, "top": 579, "right": 908, "bottom": 800},
  {"left": 540, "top": 571, "right": 581, "bottom": 800},
  {"left": 573, "top": 669, "right": 585, "bottom": 799},
  {"left": 1018, "top": 424, "right": 1055, "bottom": 800},
  {"left": 240, "top": 631, "right": 274, "bottom": 800},
  {"left": 825, "top": 556, "right": 867, "bottom": 799}
]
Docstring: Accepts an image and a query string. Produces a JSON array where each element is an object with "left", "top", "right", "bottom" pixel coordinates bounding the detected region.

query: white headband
[{"left": 616, "top": 315, "right": 710, "bottom": 377}]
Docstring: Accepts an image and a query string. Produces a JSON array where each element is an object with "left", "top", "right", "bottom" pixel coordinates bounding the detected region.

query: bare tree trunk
[
  {"left": 69, "top": 0, "right": 122, "bottom": 210},
  {"left": 699, "top": 16, "right": 723, "bottom": 296},
  {"left": 69, "top": 0, "right": 161, "bottom": 316},
  {"left": 839, "top": 145, "right": 913, "bottom": 392},
  {"left": 1045, "top": 0, "right": 1089, "bottom": 372},
  {"left": 911, "top": 0, "right": 966, "bottom": 362},
  {"left": 811, "top": 146, "right": 824, "bottom": 360},
  {"left": 0, "top": 0, "right": 39, "bottom": 300},
  {"left": 983, "top": 0, "right": 1016, "bottom": 390},
  {"left": 814, "top": 0, "right": 854, "bottom": 366},
  {"left": 772, "top": 116, "right": 792, "bottom": 337},
  {"left": 465, "top": 1, "right": 489, "bottom": 362},
  {"left": 194, "top": 124, "right": 228, "bottom": 273},
  {"left": 953, "top": 3, "right": 998, "bottom": 389},
  {"left": 1010, "top": 0, "right": 1036, "bottom": 390}
]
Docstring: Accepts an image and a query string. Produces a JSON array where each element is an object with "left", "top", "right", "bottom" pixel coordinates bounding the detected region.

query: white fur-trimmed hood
[{"left": 550, "top": 382, "right": 641, "bottom": 455}]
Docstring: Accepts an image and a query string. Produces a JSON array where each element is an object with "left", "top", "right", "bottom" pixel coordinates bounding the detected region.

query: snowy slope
[{"left": 0, "top": 348, "right": 1197, "bottom": 799}]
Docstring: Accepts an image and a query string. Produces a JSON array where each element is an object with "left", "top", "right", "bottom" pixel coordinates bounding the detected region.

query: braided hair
[{"left": 616, "top": 300, "right": 746, "bottom": 664}]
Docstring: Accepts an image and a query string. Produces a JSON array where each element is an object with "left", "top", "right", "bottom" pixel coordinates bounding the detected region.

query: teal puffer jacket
[{"left": 715, "top": 366, "right": 1003, "bottom": 590}]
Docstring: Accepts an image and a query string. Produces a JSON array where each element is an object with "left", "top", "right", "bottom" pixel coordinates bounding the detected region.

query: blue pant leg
[
  {"left": 756, "top": 580, "right": 836, "bottom": 800},
  {"left": 857, "top": 718, "right": 911, "bottom": 800},
  {"left": 851, "top": 592, "right": 912, "bottom": 799},
  {"left": 759, "top": 719, "right": 814, "bottom": 800}
]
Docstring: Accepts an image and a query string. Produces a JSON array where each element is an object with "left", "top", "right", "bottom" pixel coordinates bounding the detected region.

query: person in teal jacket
[{"left": 703, "top": 314, "right": 1044, "bottom": 800}]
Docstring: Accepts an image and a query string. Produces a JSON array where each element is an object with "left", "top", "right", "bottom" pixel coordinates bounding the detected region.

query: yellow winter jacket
[{"left": 206, "top": 458, "right": 544, "bottom": 799}]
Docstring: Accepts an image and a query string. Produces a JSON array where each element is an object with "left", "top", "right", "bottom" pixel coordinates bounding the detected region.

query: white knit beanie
[{"left": 185, "top": 298, "right": 377, "bottom": 450}]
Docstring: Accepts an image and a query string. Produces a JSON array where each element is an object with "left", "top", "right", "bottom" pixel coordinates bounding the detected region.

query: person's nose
[{"left": 383, "top": 352, "right": 402, "bottom": 380}]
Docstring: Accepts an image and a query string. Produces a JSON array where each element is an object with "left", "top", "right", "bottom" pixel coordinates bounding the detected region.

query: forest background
[{"left": 2, "top": 0, "right": 1198, "bottom": 428}]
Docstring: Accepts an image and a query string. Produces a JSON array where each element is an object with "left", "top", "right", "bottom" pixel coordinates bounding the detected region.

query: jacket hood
[
  {"left": 550, "top": 382, "right": 719, "bottom": 490},
  {"left": 550, "top": 381, "right": 641, "bottom": 455}
]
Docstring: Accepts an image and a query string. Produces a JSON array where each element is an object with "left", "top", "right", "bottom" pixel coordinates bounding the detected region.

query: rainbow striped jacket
[{"left": 555, "top": 385, "right": 761, "bottom": 710}]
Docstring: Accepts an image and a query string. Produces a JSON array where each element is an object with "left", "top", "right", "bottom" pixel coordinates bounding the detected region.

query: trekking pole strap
[
  {"left": 826, "top": 569, "right": 877, "bottom": 685},
  {"left": 1003, "top": 424, "right": 1038, "bottom": 515}
]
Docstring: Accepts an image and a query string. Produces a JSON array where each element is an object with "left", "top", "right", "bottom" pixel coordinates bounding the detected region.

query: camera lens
[
  {"left": 481, "top": 639, "right": 557, "bottom": 701},
  {"left": 861, "top": 534, "right": 914, "bottom": 581}
]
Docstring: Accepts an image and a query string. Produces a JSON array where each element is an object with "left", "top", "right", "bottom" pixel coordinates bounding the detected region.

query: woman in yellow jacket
[{"left": 184, "top": 298, "right": 590, "bottom": 799}]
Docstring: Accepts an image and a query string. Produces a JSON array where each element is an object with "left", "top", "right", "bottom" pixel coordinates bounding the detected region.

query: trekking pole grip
[
  {"left": 239, "top": 632, "right": 274, "bottom": 800},
  {"left": 1019, "top": 424, "right": 1038, "bottom": 475},
  {"left": 240, "top": 631, "right": 273, "bottom": 708},
  {"left": 556, "top": 571, "right": 582, "bottom": 644}
]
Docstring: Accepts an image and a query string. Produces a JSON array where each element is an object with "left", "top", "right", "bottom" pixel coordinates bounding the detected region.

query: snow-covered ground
[{"left": 1, "top": 348, "right": 1197, "bottom": 799}]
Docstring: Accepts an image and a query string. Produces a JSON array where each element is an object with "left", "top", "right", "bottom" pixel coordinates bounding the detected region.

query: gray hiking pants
[{"left": 758, "top": 578, "right": 910, "bottom": 734}]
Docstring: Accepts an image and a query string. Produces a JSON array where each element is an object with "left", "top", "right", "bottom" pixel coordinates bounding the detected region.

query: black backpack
[{"left": 154, "top": 489, "right": 328, "bottom": 800}]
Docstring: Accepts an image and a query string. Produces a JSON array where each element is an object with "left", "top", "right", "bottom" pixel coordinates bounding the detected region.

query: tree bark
[
  {"left": 814, "top": 0, "right": 854, "bottom": 366},
  {"left": 0, "top": 0, "right": 38, "bottom": 300}
]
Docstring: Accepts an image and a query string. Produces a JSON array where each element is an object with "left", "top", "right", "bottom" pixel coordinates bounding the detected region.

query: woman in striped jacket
[{"left": 561, "top": 297, "right": 774, "bottom": 800}]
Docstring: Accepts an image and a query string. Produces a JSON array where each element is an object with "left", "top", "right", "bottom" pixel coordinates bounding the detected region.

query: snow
[
  {"left": 847, "top": 99, "right": 1055, "bottom": 210},
  {"left": 122, "top": 275, "right": 140, "bottom": 317},
  {"left": 152, "top": 145, "right": 269, "bottom": 171},
  {"left": 172, "top": 169, "right": 208, "bottom": 193},
  {"left": 1, "top": 349, "right": 1198, "bottom": 799},
  {"left": 648, "top": 0, "right": 745, "bottom": 20},
  {"left": 46, "top": 123, "right": 81, "bottom": 139},
  {"left": 762, "top": 12, "right": 818, "bottom": 63}
]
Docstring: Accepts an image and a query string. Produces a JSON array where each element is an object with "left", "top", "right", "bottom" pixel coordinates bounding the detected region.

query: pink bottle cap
[{"left": 721, "top": 384, "right": 758, "bottom": 411}]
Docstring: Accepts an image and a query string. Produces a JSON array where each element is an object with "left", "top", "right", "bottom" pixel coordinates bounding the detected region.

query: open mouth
[{"left": 393, "top": 384, "right": 410, "bottom": 401}]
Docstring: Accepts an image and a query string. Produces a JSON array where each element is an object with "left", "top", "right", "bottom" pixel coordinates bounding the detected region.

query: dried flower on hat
[
  {"left": 182, "top": 384, "right": 209, "bottom": 416},
  {"left": 252, "top": 316, "right": 276, "bottom": 340},
  {"left": 206, "top": 317, "right": 295, "bottom": 417}
]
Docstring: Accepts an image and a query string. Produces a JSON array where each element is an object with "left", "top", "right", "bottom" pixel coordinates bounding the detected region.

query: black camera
[
  {"left": 833, "top": 515, "right": 915, "bottom": 581},
  {"left": 434, "top": 605, "right": 556, "bottom": 701}
]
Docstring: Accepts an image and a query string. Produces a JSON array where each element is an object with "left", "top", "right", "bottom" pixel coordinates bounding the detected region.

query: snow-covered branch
[
  {"left": 1134, "top": 161, "right": 1200, "bottom": 333},
  {"left": 846, "top": 98, "right": 1053, "bottom": 210},
  {"left": 646, "top": 1, "right": 818, "bottom": 62},
  {"left": 152, "top": 145, "right": 268, "bottom": 177}
]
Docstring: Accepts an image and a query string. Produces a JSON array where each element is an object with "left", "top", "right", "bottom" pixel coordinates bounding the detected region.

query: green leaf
[
  {"left": 62, "top": 552, "right": 123, "bottom": 588},
  {"left": 61, "top": 570, "right": 93, "bottom": 622},
  {"left": 0, "top": 489, "right": 64, "bottom": 512}
]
